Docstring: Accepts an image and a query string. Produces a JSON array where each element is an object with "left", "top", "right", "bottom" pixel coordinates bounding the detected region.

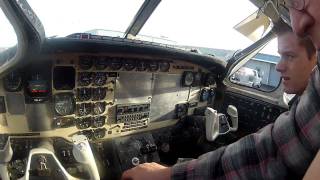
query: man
[
  {"left": 276, "top": 26, "right": 316, "bottom": 107},
  {"left": 122, "top": 0, "right": 320, "bottom": 179}
]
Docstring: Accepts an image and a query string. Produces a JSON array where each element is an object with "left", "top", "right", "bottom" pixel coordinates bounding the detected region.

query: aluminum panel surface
[
  {"left": 150, "top": 74, "right": 190, "bottom": 122},
  {"left": 6, "top": 93, "right": 25, "bottom": 115},
  {"left": 115, "top": 72, "right": 152, "bottom": 104}
]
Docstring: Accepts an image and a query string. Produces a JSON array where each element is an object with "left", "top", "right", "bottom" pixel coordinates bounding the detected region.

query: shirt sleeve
[{"left": 172, "top": 67, "right": 320, "bottom": 180}]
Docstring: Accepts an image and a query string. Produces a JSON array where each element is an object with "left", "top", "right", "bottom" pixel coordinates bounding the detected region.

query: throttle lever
[{"left": 227, "top": 105, "right": 238, "bottom": 131}]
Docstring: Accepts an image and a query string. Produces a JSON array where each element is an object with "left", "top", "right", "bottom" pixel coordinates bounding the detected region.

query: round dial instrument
[
  {"left": 8, "top": 159, "right": 26, "bottom": 179},
  {"left": 200, "top": 89, "right": 210, "bottom": 102},
  {"left": 182, "top": 71, "right": 194, "bottom": 86},
  {"left": 79, "top": 56, "right": 93, "bottom": 70},
  {"left": 136, "top": 61, "right": 147, "bottom": 71},
  {"left": 54, "top": 93, "right": 75, "bottom": 116},
  {"left": 93, "top": 128, "right": 106, "bottom": 139},
  {"left": 78, "top": 72, "right": 92, "bottom": 86},
  {"left": 93, "top": 72, "right": 107, "bottom": 86},
  {"left": 110, "top": 59, "right": 123, "bottom": 70},
  {"left": 93, "top": 102, "right": 106, "bottom": 115},
  {"left": 92, "top": 87, "right": 107, "bottom": 100},
  {"left": 92, "top": 116, "right": 106, "bottom": 128},
  {"left": 77, "top": 103, "right": 92, "bottom": 116},
  {"left": 94, "top": 57, "right": 108, "bottom": 70},
  {"left": 205, "top": 73, "right": 216, "bottom": 86},
  {"left": 159, "top": 62, "right": 170, "bottom": 72},
  {"left": 148, "top": 61, "right": 159, "bottom": 72},
  {"left": 123, "top": 60, "right": 136, "bottom": 71},
  {"left": 76, "top": 117, "right": 92, "bottom": 129},
  {"left": 77, "top": 88, "right": 91, "bottom": 101},
  {"left": 193, "top": 72, "right": 202, "bottom": 86},
  {"left": 3, "top": 71, "right": 23, "bottom": 92}
]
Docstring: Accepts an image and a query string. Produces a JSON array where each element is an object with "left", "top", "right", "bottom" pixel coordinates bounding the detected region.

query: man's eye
[{"left": 282, "top": 54, "right": 294, "bottom": 60}]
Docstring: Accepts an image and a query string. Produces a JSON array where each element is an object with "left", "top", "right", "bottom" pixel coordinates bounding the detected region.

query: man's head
[
  {"left": 285, "top": 0, "right": 320, "bottom": 49},
  {"left": 276, "top": 26, "right": 316, "bottom": 95}
]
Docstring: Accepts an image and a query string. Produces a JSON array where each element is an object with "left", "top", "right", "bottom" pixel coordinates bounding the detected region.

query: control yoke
[
  {"left": 205, "top": 105, "right": 238, "bottom": 142},
  {"left": 0, "top": 135, "right": 100, "bottom": 180},
  {"left": 0, "top": 136, "right": 13, "bottom": 180}
]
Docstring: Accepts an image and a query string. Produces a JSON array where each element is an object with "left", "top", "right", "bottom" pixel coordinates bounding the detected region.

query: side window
[
  {"left": 229, "top": 38, "right": 281, "bottom": 91},
  {"left": 0, "top": 9, "right": 17, "bottom": 51}
]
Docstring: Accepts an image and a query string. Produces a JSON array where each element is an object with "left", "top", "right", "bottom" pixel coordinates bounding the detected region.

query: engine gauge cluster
[
  {"left": 75, "top": 116, "right": 106, "bottom": 129},
  {"left": 51, "top": 56, "right": 115, "bottom": 136},
  {"left": 77, "top": 55, "right": 173, "bottom": 73}
]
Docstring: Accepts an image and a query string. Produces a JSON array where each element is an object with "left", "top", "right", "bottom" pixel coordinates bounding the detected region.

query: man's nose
[{"left": 276, "top": 60, "right": 286, "bottom": 73}]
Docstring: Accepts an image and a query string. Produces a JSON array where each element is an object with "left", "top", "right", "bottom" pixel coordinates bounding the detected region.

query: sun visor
[{"left": 234, "top": 10, "right": 271, "bottom": 42}]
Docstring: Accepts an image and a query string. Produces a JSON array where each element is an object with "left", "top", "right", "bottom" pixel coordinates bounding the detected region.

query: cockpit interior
[{"left": 0, "top": 0, "right": 290, "bottom": 179}]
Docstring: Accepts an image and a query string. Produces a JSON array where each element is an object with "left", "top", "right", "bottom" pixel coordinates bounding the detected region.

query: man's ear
[{"left": 311, "top": 53, "right": 317, "bottom": 66}]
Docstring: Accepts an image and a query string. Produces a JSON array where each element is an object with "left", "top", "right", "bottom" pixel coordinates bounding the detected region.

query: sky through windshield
[{"left": 0, "top": 0, "right": 278, "bottom": 55}]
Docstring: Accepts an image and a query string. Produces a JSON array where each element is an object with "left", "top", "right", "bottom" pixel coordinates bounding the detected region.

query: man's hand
[{"left": 121, "top": 162, "right": 171, "bottom": 180}]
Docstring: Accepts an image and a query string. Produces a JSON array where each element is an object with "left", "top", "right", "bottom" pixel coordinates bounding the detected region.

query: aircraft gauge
[
  {"left": 136, "top": 61, "right": 147, "bottom": 71},
  {"left": 94, "top": 57, "right": 108, "bottom": 70},
  {"left": 123, "top": 60, "right": 136, "bottom": 71},
  {"left": 93, "top": 72, "right": 107, "bottom": 86},
  {"left": 182, "top": 71, "right": 194, "bottom": 87},
  {"left": 54, "top": 93, "right": 75, "bottom": 116},
  {"left": 78, "top": 72, "right": 92, "bottom": 86},
  {"left": 110, "top": 59, "right": 123, "bottom": 70},
  {"left": 148, "top": 61, "right": 159, "bottom": 72},
  {"left": 159, "top": 62, "right": 170, "bottom": 72},
  {"left": 77, "top": 103, "right": 92, "bottom": 116},
  {"left": 92, "top": 116, "right": 106, "bottom": 128},
  {"left": 3, "top": 71, "right": 22, "bottom": 92},
  {"left": 92, "top": 87, "right": 107, "bottom": 100},
  {"left": 200, "top": 89, "right": 210, "bottom": 102},
  {"left": 76, "top": 117, "right": 92, "bottom": 129},
  {"left": 204, "top": 73, "right": 216, "bottom": 86},
  {"left": 93, "top": 102, "right": 106, "bottom": 115},
  {"left": 79, "top": 56, "right": 93, "bottom": 70},
  {"left": 77, "top": 88, "right": 92, "bottom": 101}
]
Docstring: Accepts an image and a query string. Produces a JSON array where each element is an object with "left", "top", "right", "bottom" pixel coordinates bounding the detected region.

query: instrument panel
[{"left": 0, "top": 54, "right": 217, "bottom": 142}]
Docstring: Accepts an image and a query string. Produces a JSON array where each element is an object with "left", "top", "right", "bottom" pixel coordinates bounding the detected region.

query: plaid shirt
[{"left": 172, "top": 60, "right": 320, "bottom": 179}]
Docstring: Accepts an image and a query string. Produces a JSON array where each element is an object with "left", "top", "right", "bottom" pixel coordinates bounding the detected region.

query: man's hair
[{"left": 276, "top": 24, "right": 316, "bottom": 59}]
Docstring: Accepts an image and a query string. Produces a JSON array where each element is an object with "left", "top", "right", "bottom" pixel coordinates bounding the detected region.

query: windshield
[{"left": 1, "top": 0, "right": 278, "bottom": 58}]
